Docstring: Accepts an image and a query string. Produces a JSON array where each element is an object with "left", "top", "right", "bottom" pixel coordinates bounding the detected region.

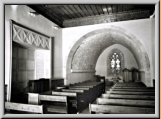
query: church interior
[{"left": 4, "top": 4, "right": 157, "bottom": 116}]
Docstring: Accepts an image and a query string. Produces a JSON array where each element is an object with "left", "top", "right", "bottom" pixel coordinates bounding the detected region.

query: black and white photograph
[{"left": 1, "top": 0, "right": 160, "bottom": 118}]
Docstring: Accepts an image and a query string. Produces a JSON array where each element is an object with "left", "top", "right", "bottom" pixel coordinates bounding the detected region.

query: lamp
[
  {"left": 29, "top": 12, "right": 39, "bottom": 17},
  {"left": 52, "top": 25, "right": 59, "bottom": 29}
]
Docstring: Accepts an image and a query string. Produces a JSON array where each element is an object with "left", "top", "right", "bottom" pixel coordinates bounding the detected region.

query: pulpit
[
  {"left": 132, "top": 69, "right": 140, "bottom": 82},
  {"left": 122, "top": 68, "right": 132, "bottom": 82}
]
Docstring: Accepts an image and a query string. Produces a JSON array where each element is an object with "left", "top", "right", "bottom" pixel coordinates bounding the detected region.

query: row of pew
[
  {"left": 89, "top": 82, "right": 155, "bottom": 114},
  {"left": 5, "top": 78, "right": 105, "bottom": 114}
]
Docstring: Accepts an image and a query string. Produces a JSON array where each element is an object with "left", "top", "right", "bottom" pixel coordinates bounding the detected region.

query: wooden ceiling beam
[
  {"left": 90, "top": 5, "right": 99, "bottom": 15},
  {"left": 44, "top": 5, "right": 63, "bottom": 8},
  {"left": 59, "top": 6, "right": 73, "bottom": 19},
  {"left": 95, "top": 5, "right": 104, "bottom": 15},
  {"left": 57, "top": 7, "right": 71, "bottom": 20},
  {"left": 117, "top": 5, "right": 123, "bottom": 13},
  {"left": 51, "top": 8, "right": 68, "bottom": 20},
  {"left": 73, "top": 5, "right": 86, "bottom": 17},
  {"left": 40, "top": 6, "right": 64, "bottom": 22},
  {"left": 112, "top": 5, "right": 117, "bottom": 13},
  {"left": 68, "top": 5, "right": 82, "bottom": 18},
  {"left": 79, "top": 5, "right": 90, "bottom": 16},
  {"left": 63, "top": 5, "right": 77, "bottom": 18},
  {"left": 84, "top": 5, "right": 95, "bottom": 16}
]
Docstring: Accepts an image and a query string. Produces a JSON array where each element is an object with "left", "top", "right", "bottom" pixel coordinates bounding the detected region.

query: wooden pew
[
  {"left": 102, "top": 94, "right": 155, "bottom": 100},
  {"left": 115, "top": 83, "right": 146, "bottom": 87},
  {"left": 111, "top": 87, "right": 154, "bottom": 89},
  {"left": 106, "top": 91, "right": 155, "bottom": 95},
  {"left": 39, "top": 94, "right": 71, "bottom": 114},
  {"left": 61, "top": 89, "right": 89, "bottom": 109},
  {"left": 70, "top": 82, "right": 104, "bottom": 97},
  {"left": 110, "top": 88, "right": 155, "bottom": 92},
  {"left": 28, "top": 92, "right": 72, "bottom": 114},
  {"left": 96, "top": 98, "right": 155, "bottom": 107},
  {"left": 68, "top": 87, "right": 95, "bottom": 103},
  {"left": 5, "top": 102, "right": 43, "bottom": 114},
  {"left": 89, "top": 103, "right": 155, "bottom": 114},
  {"left": 51, "top": 91, "right": 83, "bottom": 113}
]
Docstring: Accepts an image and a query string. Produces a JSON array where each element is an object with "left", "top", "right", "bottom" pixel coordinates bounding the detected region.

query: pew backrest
[
  {"left": 110, "top": 88, "right": 155, "bottom": 92},
  {"left": 89, "top": 103, "right": 155, "bottom": 114},
  {"left": 39, "top": 95, "right": 68, "bottom": 103},
  {"left": 102, "top": 94, "right": 155, "bottom": 100},
  {"left": 39, "top": 95, "right": 69, "bottom": 114},
  {"left": 52, "top": 91, "right": 77, "bottom": 97},
  {"left": 97, "top": 98, "right": 155, "bottom": 107},
  {"left": 5, "top": 102, "right": 43, "bottom": 114},
  {"left": 106, "top": 91, "right": 155, "bottom": 95}
]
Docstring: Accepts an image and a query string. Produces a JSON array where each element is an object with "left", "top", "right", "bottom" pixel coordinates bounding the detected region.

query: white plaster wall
[
  {"left": 5, "top": 5, "right": 63, "bottom": 79},
  {"left": 53, "top": 29, "right": 63, "bottom": 78},
  {"left": 62, "top": 18, "right": 153, "bottom": 86},
  {"left": 95, "top": 44, "right": 138, "bottom": 79}
]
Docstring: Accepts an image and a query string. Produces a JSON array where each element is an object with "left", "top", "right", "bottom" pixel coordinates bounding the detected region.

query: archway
[{"left": 66, "top": 25, "right": 151, "bottom": 86}]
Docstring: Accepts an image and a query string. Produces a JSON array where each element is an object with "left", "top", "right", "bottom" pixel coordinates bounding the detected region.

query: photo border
[{"left": 1, "top": 0, "right": 160, "bottom": 118}]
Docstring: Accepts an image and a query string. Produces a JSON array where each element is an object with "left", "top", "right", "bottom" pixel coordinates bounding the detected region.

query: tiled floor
[{"left": 79, "top": 86, "right": 112, "bottom": 114}]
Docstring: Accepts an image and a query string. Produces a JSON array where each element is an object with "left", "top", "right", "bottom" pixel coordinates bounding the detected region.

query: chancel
[{"left": 4, "top": 4, "right": 157, "bottom": 116}]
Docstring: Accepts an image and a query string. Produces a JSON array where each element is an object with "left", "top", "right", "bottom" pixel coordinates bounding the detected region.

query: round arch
[{"left": 66, "top": 25, "right": 150, "bottom": 85}]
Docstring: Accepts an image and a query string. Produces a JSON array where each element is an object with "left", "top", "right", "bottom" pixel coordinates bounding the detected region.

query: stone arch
[
  {"left": 107, "top": 48, "right": 125, "bottom": 76},
  {"left": 66, "top": 25, "right": 150, "bottom": 85}
]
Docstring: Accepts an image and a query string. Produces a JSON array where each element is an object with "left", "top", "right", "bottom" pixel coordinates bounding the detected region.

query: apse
[{"left": 66, "top": 26, "right": 151, "bottom": 86}]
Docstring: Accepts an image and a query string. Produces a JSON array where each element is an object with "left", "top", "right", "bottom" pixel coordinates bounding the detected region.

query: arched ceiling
[{"left": 69, "top": 27, "right": 150, "bottom": 72}]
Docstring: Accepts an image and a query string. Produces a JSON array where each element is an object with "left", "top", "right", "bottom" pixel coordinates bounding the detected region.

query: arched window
[
  {"left": 107, "top": 48, "right": 124, "bottom": 76},
  {"left": 111, "top": 53, "right": 121, "bottom": 73}
]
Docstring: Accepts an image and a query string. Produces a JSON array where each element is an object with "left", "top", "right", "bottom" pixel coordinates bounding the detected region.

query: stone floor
[{"left": 79, "top": 86, "right": 112, "bottom": 114}]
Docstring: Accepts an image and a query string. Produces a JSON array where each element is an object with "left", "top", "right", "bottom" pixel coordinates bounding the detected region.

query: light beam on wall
[{"left": 11, "top": 5, "right": 18, "bottom": 11}]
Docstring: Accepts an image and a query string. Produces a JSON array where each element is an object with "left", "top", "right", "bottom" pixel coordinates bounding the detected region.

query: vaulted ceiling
[{"left": 28, "top": 5, "right": 155, "bottom": 28}]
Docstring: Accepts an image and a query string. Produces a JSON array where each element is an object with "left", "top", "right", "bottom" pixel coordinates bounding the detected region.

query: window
[{"left": 111, "top": 53, "right": 121, "bottom": 73}]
